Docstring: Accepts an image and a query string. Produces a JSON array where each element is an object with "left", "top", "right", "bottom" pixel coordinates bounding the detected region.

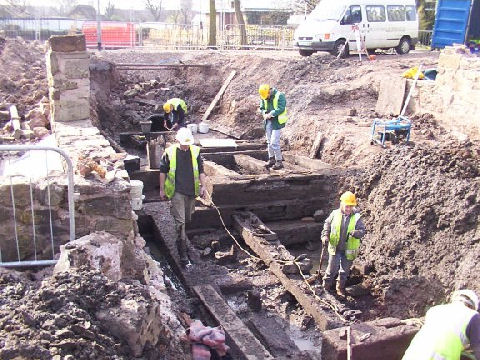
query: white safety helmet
[
  {"left": 175, "top": 127, "right": 194, "bottom": 146},
  {"left": 451, "top": 289, "right": 479, "bottom": 311}
]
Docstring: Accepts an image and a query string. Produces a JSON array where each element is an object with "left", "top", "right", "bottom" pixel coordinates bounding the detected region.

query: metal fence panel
[{"left": 0, "top": 145, "right": 75, "bottom": 267}]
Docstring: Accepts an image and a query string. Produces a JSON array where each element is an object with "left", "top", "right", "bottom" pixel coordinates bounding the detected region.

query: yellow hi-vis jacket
[
  {"left": 402, "top": 302, "right": 478, "bottom": 360},
  {"left": 328, "top": 209, "right": 361, "bottom": 260},
  {"left": 262, "top": 91, "right": 287, "bottom": 125},
  {"left": 164, "top": 144, "right": 200, "bottom": 199},
  {"left": 167, "top": 98, "right": 188, "bottom": 114}
]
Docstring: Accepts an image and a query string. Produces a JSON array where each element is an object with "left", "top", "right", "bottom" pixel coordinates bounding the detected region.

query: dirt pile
[
  {"left": 347, "top": 140, "right": 480, "bottom": 318},
  {"left": 0, "top": 38, "right": 48, "bottom": 116},
  {"left": 0, "top": 231, "right": 188, "bottom": 360},
  {"left": 0, "top": 268, "right": 138, "bottom": 359}
]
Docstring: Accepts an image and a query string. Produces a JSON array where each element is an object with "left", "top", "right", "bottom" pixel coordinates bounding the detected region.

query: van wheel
[
  {"left": 299, "top": 49, "right": 314, "bottom": 57},
  {"left": 396, "top": 37, "right": 411, "bottom": 55},
  {"left": 332, "top": 40, "right": 349, "bottom": 58}
]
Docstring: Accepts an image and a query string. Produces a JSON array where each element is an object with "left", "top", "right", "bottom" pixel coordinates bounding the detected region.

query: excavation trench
[{"left": 130, "top": 144, "right": 418, "bottom": 360}]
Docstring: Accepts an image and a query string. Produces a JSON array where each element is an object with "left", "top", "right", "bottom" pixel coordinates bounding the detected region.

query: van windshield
[{"left": 309, "top": 0, "right": 346, "bottom": 21}]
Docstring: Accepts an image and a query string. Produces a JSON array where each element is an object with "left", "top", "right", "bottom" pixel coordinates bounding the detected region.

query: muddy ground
[
  {"left": 93, "top": 48, "right": 479, "bottom": 320},
  {"left": 0, "top": 36, "right": 479, "bottom": 358}
]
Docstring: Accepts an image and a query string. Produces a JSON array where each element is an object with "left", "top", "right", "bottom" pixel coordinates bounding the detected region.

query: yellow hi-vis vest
[
  {"left": 164, "top": 144, "right": 200, "bottom": 199},
  {"left": 328, "top": 209, "right": 361, "bottom": 260},
  {"left": 263, "top": 91, "right": 288, "bottom": 124},
  {"left": 167, "top": 98, "right": 188, "bottom": 114},
  {"left": 402, "top": 303, "right": 478, "bottom": 360}
]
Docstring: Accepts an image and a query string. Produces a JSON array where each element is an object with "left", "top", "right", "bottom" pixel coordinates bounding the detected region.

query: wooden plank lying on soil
[
  {"left": 233, "top": 211, "right": 343, "bottom": 330},
  {"left": 202, "top": 70, "right": 236, "bottom": 123},
  {"left": 193, "top": 284, "right": 274, "bottom": 360}
]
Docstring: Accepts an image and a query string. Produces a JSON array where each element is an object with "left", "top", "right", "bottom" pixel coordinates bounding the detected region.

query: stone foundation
[{"left": 414, "top": 47, "right": 480, "bottom": 140}]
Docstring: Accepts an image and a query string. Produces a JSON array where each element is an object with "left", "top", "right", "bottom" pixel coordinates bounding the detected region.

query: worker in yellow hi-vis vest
[
  {"left": 163, "top": 98, "right": 188, "bottom": 130},
  {"left": 403, "top": 289, "right": 480, "bottom": 360},
  {"left": 258, "top": 84, "right": 287, "bottom": 170},
  {"left": 321, "top": 191, "right": 366, "bottom": 297},
  {"left": 159, "top": 127, "right": 207, "bottom": 268}
]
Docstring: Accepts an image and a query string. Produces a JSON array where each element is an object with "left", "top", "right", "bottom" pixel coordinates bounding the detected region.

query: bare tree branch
[
  {"left": 144, "top": 0, "right": 163, "bottom": 21},
  {"left": 105, "top": 1, "right": 115, "bottom": 20}
]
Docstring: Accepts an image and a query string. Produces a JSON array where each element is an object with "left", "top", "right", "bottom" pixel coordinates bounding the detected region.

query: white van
[{"left": 293, "top": 0, "right": 418, "bottom": 57}]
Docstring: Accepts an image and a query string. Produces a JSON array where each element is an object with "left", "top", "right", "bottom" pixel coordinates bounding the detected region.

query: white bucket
[
  {"left": 130, "top": 180, "right": 144, "bottom": 210},
  {"left": 198, "top": 122, "right": 209, "bottom": 134},
  {"left": 187, "top": 123, "right": 198, "bottom": 134}
]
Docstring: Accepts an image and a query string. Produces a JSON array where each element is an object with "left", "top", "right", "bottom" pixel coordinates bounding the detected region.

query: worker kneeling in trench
[
  {"left": 402, "top": 289, "right": 480, "bottom": 360},
  {"left": 321, "top": 191, "right": 366, "bottom": 297}
]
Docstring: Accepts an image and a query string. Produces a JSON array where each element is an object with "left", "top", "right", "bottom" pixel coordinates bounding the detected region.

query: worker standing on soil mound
[
  {"left": 163, "top": 98, "right": 188, "bottom": 130},
  {"left": 321, "top": 191, "right": 366, "bottom": 297},
  {"left": 258, "top": 84, "right": 287, "bottom": 170},
  {"left": 402, "top": 289, "right": 480, "bottom": 360},
  {"left": 159, "top": 127, "right": 207, "bottom": 267}
]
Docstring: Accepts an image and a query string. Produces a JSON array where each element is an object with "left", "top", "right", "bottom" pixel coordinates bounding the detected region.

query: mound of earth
[
  {"left": 0, "top": 38, "right": 48, "bottom": 115},
  {"left": 346, "top": 140, "right": 480, "bottom": 318}
]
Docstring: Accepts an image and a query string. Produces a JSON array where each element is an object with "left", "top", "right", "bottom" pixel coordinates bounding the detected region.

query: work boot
[
  {"left": 336, "top": 280, "right": 346, "bottom": 297},
  {"left": 265, "top": 157, "right": 275, "bottom": 169},
  {"left": 322, "top": 279, "right": 334, "bottom": 292},
  {"left": 176, "top": 225, "right": 189, "bottom": 267},
  {"left": 272, "top": 160, "right": 284, "bottom": 170}
]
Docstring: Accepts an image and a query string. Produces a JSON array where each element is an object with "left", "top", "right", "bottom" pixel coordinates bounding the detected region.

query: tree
[
  {"left": 233, "top": 0, "right": 247, "bottom": 46},
  {"left": 208, "top": 0, "right": 216, "bottom": 47},
  {"left": 180, "top": 0, "right": 193, "bottom": 25},
  {"left": 105, "top": 1, "right": 116, "bottom": 20},
  {"left": 291, "top": 0, "right": 320, "bottom": 15},
  {"left": 145, "top": 0, "right": 163, "bottom": 21},
  {"left": 3, "top": 0, "right": 31, "bottom": 17},
  {"left": 57, "top": 0, "right": 78, "bottom": 16}
]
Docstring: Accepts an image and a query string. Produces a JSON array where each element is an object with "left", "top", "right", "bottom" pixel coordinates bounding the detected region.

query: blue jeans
[
  {"left": 323, "top": 252, "right": 352, "bottom": 284},
  {"left": 265, "top": 120, "right": 282, "bottom": 161}
]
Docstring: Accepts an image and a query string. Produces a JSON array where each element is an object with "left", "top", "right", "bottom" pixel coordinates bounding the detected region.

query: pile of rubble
[{"left": 0, "top": 232, "right": 188, "bottom": 359}]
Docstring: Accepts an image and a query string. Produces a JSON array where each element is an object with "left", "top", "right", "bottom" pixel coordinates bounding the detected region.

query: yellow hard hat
[
  {"left": 258, "top": 84, "right": 270, "bottom": 100},
  {"left": 340, "top": 191, "right": 357, "bottom": 206},
  {"left": 163, "top": 102, "right": 172, "bottom": 113}
]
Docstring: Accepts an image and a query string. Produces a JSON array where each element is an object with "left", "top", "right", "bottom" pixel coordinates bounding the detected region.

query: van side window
[
  {"left": 405, "top": 5, "right": 416, "bottom": 21},
  {"left": 387, "top": 5, "right": 406, "bottom": 21},
  {"left": 341, "top": 5, "right": 362, "bottom": 25},
  {"left": 366, "top": 5, "right": 386, "bottom": 22}
]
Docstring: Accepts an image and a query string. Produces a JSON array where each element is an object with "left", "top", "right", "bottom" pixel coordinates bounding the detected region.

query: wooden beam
[{"left": 202, "top": 70, "right": 236, "bottom": 123}]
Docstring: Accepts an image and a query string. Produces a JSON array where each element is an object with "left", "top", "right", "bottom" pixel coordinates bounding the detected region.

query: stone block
[
  {"left": 82, "top": 194, "right": 132, "bottom": 219},
  {"left": 0, "top": 182, "right": 31, "bottom": 207},
  {"left": 62, "top": 58, "right": 90, "bottom": 79},
  {"left": 438, "top": 53, "right": 461, "bottom": 71},
  {"left": 49, "top": 35, "right": 86, "bottom": 52},
  {"left": 46, "top": 51, "right": 60, "bottom": 77},
  {"left": 50, "top": 97, "right": 90, "bottom": 123}
]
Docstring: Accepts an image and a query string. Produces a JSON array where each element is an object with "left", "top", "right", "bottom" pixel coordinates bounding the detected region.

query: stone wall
[
  {"left": 46, "top": 35, "right": 90, "bottom": 126},
  {"left": 415, "top": 47, "right": 480, "bottom": 140},
  {"left": 0, "top": 35, "right": 136, "bottom": 263}
]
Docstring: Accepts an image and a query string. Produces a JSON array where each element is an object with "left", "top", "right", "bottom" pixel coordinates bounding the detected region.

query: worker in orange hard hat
[
  {"left": 258, "top": 84, "right": 288, "bottom": 170},
  {"left": 320, "top": 191, "right": 366, "bottom": 297}
]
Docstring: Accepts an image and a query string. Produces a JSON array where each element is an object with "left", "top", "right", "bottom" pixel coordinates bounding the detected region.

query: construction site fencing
[
  {"left": 0, "top": 145, "right": 75, "bottom": 267},
  {"left": 223, "top": 24, "right": 295, "bottom": 49},
  {"left": 0, "top": 18, "right": 297, "bottom": 50}
]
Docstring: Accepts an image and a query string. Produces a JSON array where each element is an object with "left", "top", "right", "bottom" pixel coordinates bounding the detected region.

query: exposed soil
[
  {"left": 93, "top": 48, "right": 478, "bottom": 321},
  {"left": 0, "top": 37, "right": 48, "bottom": 115},
  {"left": 0, "top": 36, "right": 479, "bottom": 358}
]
